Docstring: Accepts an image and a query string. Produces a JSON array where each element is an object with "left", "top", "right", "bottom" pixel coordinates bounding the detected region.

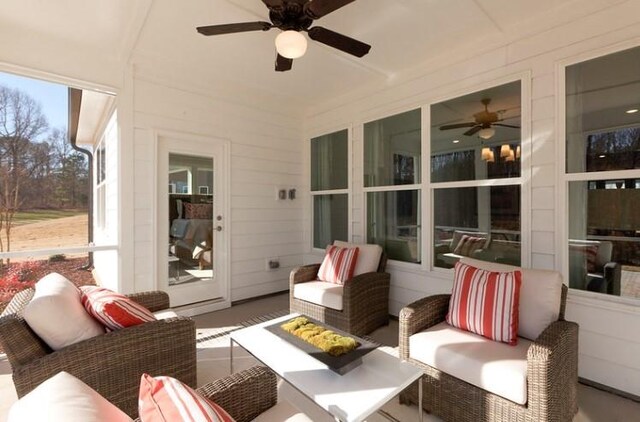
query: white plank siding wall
[
  {"left": 303, "top": 2, "right": 640, "bottom": 396},
  {"left": 130, "top": 76, "right": 305, "bottom": 302}
]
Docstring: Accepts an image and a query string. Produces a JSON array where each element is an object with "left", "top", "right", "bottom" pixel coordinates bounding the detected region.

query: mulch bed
[{"left": 0, "top": 257, "right": 96, "bottom": 310}]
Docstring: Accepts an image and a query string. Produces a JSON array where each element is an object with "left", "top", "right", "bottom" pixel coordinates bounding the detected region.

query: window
[
  {"left": 364, "top": 109, "right": 421, "bottom": 263},
  {"left": 430, "top": 81, "right": 523, "bottom": 269},
  {"left": 310, "top": 129, "right": 349, "bottom": 249},
  {"left": 564, "top": 46, "right": 640, "bottom": 300},
  {"left": 96, "top": 139, "right": 106, "bottom": 229}
]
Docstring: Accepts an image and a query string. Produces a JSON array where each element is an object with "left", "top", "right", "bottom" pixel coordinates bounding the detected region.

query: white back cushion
[
  {"left": 23, "top": 273, "right": 105, "bottom": 350},
  {"left": 8, "top": 371, "right": 133, "bottom": 422},
  {"left": 333, "top": 241, "right": 383, "bottom": 275},
  {"left": 460, "top": 258, "right": 563, "bottom": 340}
]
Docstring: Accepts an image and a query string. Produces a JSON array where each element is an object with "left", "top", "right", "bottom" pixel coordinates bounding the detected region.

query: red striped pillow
[
  {"left": 446, "top": 262, "right": 522, "bottom": 345},
  {"left": 317, "top": 245, "right": 359, "bottom": 285},
  {"left": 80, "top": 286, "right": 156, "bottom": 331},
  {"left": 139, "top": 374, "right": 234, "bottom": 422}
]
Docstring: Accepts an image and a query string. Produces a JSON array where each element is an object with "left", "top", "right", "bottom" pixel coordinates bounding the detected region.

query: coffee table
[{"left": 230, "top": 313, "right": 423, "bottom": 422}]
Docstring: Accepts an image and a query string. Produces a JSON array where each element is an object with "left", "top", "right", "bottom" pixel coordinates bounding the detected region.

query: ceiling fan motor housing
[{"left": 269, "top": 1, "right": 313, "bottom": 31}]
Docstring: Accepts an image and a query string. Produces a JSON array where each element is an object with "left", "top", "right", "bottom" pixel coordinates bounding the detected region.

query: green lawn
[{"left": 12, "top": 209, "right": 87, "bottom": 225}]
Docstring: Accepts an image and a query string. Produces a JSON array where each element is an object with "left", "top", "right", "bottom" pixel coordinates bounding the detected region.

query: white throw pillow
[
  {"left": 333, "top": 241, "right": 383, "bottom": 276},
  {"left": 23, "top": 273, "right": 105, "bottom": 350},
  {"left": 8, "top": 371, "right": 133, "bottom": 422},
  {"left": 460, "top": 258, "right": 563, "bottom": 340}
]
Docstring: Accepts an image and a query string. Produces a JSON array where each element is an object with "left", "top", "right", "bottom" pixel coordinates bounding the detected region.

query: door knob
[{"left": 215, "top": 226, "right": 223, "bottom": 232}]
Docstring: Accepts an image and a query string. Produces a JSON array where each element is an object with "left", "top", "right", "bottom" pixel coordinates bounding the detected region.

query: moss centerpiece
[{"left": 281, "top": 317, "right": 359, "bottom": 357}]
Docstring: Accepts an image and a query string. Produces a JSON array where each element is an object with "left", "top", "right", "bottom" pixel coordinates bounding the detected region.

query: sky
[{"left": 0, "top": 71, "right": 68, "bottom": 140}]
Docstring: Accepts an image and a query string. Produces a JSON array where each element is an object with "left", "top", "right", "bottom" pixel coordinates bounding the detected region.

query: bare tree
[{"left": 0, "top": 85, "right": 48, "bottom": 262}]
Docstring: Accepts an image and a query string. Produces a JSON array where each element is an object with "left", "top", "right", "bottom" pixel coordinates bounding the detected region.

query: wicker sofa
[
  {"left": 0, "top": 288, "right": 196, "bottom": 418},
  {"left": 399, "top": 258, "right": 579, "bottom": 422},
  {"left": 289, "top": 241, "right": 390, "bottom": 336}
]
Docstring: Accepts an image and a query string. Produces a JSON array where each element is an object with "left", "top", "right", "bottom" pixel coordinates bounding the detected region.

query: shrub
[{"left": 48, "top": 254, "right": 66, "bottom": 262}]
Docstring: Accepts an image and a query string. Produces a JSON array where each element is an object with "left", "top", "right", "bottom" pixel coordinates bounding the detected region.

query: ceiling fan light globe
[
  {"left": 478, "top": 127, "right": 495, "bottom": 139},
  {"left": 275, "top": 30, "right": 307, "bottom": 59}
]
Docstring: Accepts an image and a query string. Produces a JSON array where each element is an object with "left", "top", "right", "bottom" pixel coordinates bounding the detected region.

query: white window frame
[
  {"left": 95, "top": 137, "right": 107, "bottom": 230},
  {"left": 427, "top": 73, "right": 532, "bottom": 273},
  {"left": 309, "top": 126, "right": 352, "bottom": 252},
  {"left": 557, "top": 41, "right": 640, "bottom": 306},
  {"left": 362, "top": 106, "right": 423, "bottom": 267}
]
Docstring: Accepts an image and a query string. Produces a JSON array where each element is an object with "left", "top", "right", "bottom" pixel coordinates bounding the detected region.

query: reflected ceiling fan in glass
[{"left": 439, "top": 98, "right": 520, "bottom": 137}]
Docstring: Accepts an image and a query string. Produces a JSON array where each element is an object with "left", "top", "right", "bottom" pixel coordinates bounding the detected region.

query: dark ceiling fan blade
[
  {"left": 307, "top": 26, "right": 370, "bottom": 57},
  {"left": 262, "top": 0, "right": 283, "bottom": 8},
  {"left": 197, "top": 22, "right": 272, "bottom": 36},
  {"left": 464, "top": 126, "right": 482, "bottom": 136},
  {"left": 439, "top": 122, "right": 477, "bottom": 131},
  {"left": 493, "top": 123, "right": 521, "bottom": 129},
  {"left": 305, "top": 0, "right": 356, "bottom": 19},
  {"left": 275, "top": 53, "right": 293, "bottom": 72}
]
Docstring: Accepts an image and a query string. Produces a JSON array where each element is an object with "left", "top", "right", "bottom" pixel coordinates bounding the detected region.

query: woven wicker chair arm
[
  {"left": 126, "top": 291, "right": 170, "bottom": 312},
  {"left": 528, "top": 320, "right": 579, "bottom": 362},
  {"left": 342, "top": 271, "right": 390, "bottom": 301},
  {"left": 0, "top": 315, "right": 50, "bottom": 367},
  {"left": 196, "top": 366, "right": 277, "bottom": 422},
  {"left": 0, "top": 301, "right": 7, "bottom": 314},
  {"left": 12, "top": 317, "right": 196, "bottom": 405},
  {"left": 526, "top": 320, "right": 579, "bottom": 413},
  {"left": 289, "top": 264, "right": 321, "bottom": 286},
  {"left": 399, "top": 294, "right": 451, "bottom": 359}
]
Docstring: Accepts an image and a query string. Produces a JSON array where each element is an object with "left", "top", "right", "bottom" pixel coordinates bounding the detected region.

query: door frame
[{"left": 152, "top": 129, "right": 231, "bottom": 315}]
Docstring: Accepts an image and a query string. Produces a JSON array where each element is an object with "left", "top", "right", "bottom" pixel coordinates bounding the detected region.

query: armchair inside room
[
  {"left": 569, "top": 239, "right": 621, "bottom": 295},
  {"left": 289, "top": 241, "right": 390, "bottom": 337},
  {"left": 434, "top": 230, "right": 490, "bottom": 268},
  {"left": 0, "top": 288, "right": 196, "bottom": 418}
]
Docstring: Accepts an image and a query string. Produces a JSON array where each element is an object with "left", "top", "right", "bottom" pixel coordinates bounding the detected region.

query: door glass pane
[
  {"left": 568, "top": 180, "right": 640, "bottom": 299},
  {"left": 364, "top": 109, "right": 421, "bottom": 187},
  {"left": 433, "top": 185, "right": 521, "bottom": 269},
  {"left": 367, "top": 190, "right": 420, "bottom": 263},
  {"left": 566, "top": 46, "right": 640, "bottom": 173},
  {"left": 431, "top": 81, "right": 521, "bottom": 182},
  {"left": 311, "top": 129, "right": 348, "bottom": 191},
  {"left": 168, "top": 154, "right": 213, "bottom": 286},
  {"left": 313, "top": 194, "right": 348, "bottom": 249}
]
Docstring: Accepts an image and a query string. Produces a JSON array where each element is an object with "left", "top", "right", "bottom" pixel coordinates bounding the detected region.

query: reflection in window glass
[
  {"left": 367, "top": 190, "right": 420, "bottom": 263},
  {"left": 568, "top": 180, "right": 640, "bottom": 298},
  {"left": 430, "top": 81, "right": 521, "bottom": 183},
  {"left": 364, "top": 109, "right": 421, "bottom": 187},
  {"left": 311, "top": 130, "right": 348, "bottom": 191},
  {"left": 313, "top": 194, "right": 348, "bottom": 249},
  {"left": 566, "top": 46, "right": 640, "bottom": 173},
  {"left": 433, "top": 186, "right": 521, "bottom": 269}
]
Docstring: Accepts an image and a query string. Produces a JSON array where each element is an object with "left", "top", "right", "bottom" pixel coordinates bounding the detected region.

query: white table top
[{"left": 230, "top": 313, "right": 422, "bottom": 422}]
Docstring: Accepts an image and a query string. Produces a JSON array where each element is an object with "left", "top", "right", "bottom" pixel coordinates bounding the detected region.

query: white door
[{"left": 157, "top": 134, "right": 229, "bottom": 309}]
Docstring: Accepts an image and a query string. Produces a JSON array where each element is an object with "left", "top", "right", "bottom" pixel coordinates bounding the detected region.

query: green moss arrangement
[{"left": 281, "top": 317, "right": 358, "bottom": 356}]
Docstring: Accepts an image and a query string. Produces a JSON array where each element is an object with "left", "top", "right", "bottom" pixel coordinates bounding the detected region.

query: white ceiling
[{"left": 0, "top": 0, "right": 629, "bottom": 111}]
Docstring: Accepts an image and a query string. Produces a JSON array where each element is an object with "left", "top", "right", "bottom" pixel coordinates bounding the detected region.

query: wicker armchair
[
  {"left": 399, "top": 271, "right": 579, "bottom": 421},
  {"left": 132, "top": 366, "right": 278, "bottom": 422},
  {"left": 0, "top": 288, "right": 196, "bottom": 418},
  {"left": 289, "top": 244, "right": 390, "bottom": 337}
]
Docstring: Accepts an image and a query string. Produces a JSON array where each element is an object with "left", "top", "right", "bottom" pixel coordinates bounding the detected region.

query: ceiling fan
[
  {"left": 439, "top": 98, "right": 520, "bottom": 138},
  {"left": 196, "top": 0, "right": 371, "bottom": 72}
]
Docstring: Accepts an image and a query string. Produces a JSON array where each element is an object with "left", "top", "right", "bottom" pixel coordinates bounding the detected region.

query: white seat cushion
[
  {"left": 253, "top": 400, "right": 314, "bottom": 422},
  {"left": 23, "top": 273, "right": 105, "bottom": 350},
  {"left": 293, "top": 281, "right": 343, "bottom": 311},
  {"left": 460, "top": 257, "right": 562, "bottom": 340},
  {"left": 410, "top": 322, "right": 531, "bottom": 405},
  {"left": 333, "top": 241, "right": 382, "bottom": 275},
  {"left": 8, "top": 371, "right": 133, "bottom": 422},
  {"left": 153, "top": 309, "right": 179, "bottom": 320}
]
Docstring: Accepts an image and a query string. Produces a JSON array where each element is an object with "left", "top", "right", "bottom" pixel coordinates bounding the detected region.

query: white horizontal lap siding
[
  {"left": 304, "top": 2, "right": 640, "bottom": 395},
  {"left": 130, "top": 77, "right": 304, "bottom": 301}
]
